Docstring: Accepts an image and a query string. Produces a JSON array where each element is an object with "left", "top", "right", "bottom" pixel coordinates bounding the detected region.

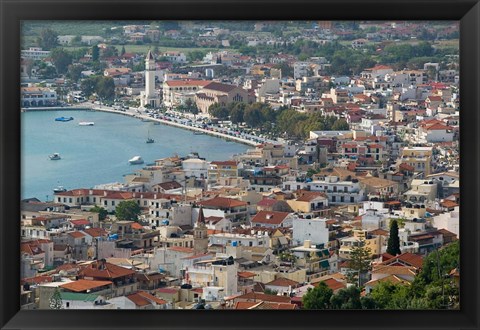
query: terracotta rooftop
[
  {"left": 251, "top": 211, "right": 291, "bottom": 225},
  {"left": 79, "top": 260, "right": 136, "bottom": 280},
  {"left": 198, "top": 197, "right": 247, "bottom": 208},
  {"left": 235, "top": 292, "right": 291, "bottom": 303},
  {"left": 265, "top": 277, "right": 299, "bottom": 287},
  {"left": 60, "top": 279, "right": 113, "bottom": 292}
]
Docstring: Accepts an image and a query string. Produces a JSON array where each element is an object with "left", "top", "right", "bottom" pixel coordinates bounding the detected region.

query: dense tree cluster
[
  {"left": 302, "top": 241, "right": 460, "bottom": 310},
  {"left": 80, "top": 75, "right": 116, "bottom": 101},
  {"left": 115, "top": 200, "right": 142, "bottom": 221},
  {"left": 208, "top": 103, "right": 350, "bottom": 139}
]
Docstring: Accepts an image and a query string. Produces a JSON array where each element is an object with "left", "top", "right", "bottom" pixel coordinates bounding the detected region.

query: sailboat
[{"left": 146, "top": 129, "right": 154, "bottom": 143}]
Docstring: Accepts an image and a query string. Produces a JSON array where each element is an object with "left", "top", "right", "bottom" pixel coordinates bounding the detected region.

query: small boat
[
  {"left": 53, "top": 186, "right": 67, "bottom": 193},
  {"left": 79, "top": 121, "right": 95, "bottom": 126},
  {"left": 55, "top": 116, "right": 74, "bottom": 122},
  {"left": 146, "top": 129, "right": 154, "bottom": 143},
  {"left": 193, "top": 131, "right": 205, "bottom": 135},
  {"left": 153, "top": 122, "right": 161, "bottom": 125},
  {"left": 49, "top": 153, "right": 61, "bottom": 160},
  {"left": 129, "top": 156, "right": 144, "bottom": 165}
]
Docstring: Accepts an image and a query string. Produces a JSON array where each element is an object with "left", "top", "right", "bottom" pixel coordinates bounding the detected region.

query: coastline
[{"left": 22, "top": 105, "right": 271, "bottom": 147}]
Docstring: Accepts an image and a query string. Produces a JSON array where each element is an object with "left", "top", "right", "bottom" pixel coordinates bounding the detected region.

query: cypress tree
[{"left": 387, "top": 219, "right": 401, "bottom": 256}]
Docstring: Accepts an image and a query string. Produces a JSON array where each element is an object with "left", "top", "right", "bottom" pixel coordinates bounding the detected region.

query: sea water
[{"left": 21, "top": 110, "right": 249, "bottom": 201}]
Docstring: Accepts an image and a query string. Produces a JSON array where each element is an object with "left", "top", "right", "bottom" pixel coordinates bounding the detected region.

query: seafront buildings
[{"left": 20, "top": 21, "right": 460, "bottom": 310}]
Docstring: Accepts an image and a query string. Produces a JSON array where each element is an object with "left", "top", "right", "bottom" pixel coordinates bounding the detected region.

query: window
[{"left": 66, "top": 302, "right": 70, "bottom": 308}]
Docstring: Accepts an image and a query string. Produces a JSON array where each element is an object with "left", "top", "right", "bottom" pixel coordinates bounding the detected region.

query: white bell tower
[{"left": 140, "top": 50, "right": 159, "bottom": 108}]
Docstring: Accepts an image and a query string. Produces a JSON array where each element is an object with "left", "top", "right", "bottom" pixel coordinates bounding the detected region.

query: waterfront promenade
[{"left": 22, "top": 104, "right": 276, "bottom": 147}]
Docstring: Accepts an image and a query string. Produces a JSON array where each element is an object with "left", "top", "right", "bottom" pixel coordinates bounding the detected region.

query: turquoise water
[{"left": 21, "top": 110, "right": 249, "bottom": 201}]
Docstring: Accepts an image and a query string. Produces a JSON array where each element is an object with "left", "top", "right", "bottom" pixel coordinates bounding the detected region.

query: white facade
[
  {"left": 432, "top": 206, "right": 460, "bottom": 238},
  {"left": 292, "top": 217, "right": 329, "bottom": 246},
  {"left": 21, "top": 87, "right": 57, "bottom": 107},
  {"left": 306, "top": 176, "right": 364, "bottom": 205},
  {"left": 294, "top": 62, "right": 310, "bottom": 79},
  {"left": 209, "top": 232, "right": 270, "bottom": 248},
  {"left": 140, "top": 50, "right": 160, "bottom": 108},
  {"left": 182, "top": 158, "right": 209, "bottom": 179},
  {"left": 21, "top": 47, "right": 50, "bottom": 60},
  {"left": 361, "top": 209, "right": 387, "bottom": 231}
]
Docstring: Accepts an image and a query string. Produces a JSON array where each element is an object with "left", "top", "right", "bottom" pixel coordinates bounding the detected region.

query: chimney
[{"left": 304, "top": 240, "right": 311, "bottom": 248}]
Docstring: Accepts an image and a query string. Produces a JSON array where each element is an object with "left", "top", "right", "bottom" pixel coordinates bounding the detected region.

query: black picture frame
[{"left": 1, "top": 0, "right": 479, "bottom": 329}]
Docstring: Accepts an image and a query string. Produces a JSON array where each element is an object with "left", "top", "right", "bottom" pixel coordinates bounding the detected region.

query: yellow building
[
  {"left": 400, "top": 147, "right": 433, "bottom": 176},
  {"left": 338, "top": 230, "right": 382, "bottom": 259}
]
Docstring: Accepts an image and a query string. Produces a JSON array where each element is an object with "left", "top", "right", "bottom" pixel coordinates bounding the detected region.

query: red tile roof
[
  {"left": 235, "top": 292, "right": 291, "bottom": 303},
  {"left": 251, "top": 211, "right": 291, "bottom": 225},
  {"left": 265, "top": 277, "right": 299, "bottom": 287},
  {"left": 164, "top": 80, "right": 210, "bottom": 87},
  {"left": 68, "top": 231, "right": 86, "bottom": 238},
  {"left": 82, "top": 227, "right": 108, "bottom": 238},
  {"left": 79, "top": 260, "right": 135, "bottom": 280},
  {"left": 60, "top": 279, "right": 113, "bottom": 292},
  {"left": 198, "top": 197, "right": 247, "bottom": 208},
  {"left": 168, "top": 246, "right": 194, "bottom": 253}
]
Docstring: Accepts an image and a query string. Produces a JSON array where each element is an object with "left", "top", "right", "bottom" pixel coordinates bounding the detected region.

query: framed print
[{"left": 1, "top": 0, "right": 479, "bottom": 329}]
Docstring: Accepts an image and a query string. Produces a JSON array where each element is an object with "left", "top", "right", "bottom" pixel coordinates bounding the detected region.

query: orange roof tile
[
  {"left": 60, "top": 279, "right": 113, "bottom": 292},
  {"left": 251, "top": 211, "right": 291, "bottom": 225}
]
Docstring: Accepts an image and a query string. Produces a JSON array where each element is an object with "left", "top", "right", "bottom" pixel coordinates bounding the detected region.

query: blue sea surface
[{"left": 21, "top": 110, "right": 249, "bottom": 201}]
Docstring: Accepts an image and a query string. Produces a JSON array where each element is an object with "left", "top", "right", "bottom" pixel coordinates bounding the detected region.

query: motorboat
[
  {"left": 53, "top": 186, "right": 67, "bottom": 193},
  {"left": 128, "top": 156, "right": 144, "bottom": 165},
  {"left": 49, "top": 153, "right": 61, "bottom": 160},
  {"left": 55, "top": 116, "right": 74, "bottom": 122},
  {"left": 193, "top": 131, "right": 205, "bottom": 135},
  {"left": 79, "top": 121, "right": 95, "bottom": 126}
]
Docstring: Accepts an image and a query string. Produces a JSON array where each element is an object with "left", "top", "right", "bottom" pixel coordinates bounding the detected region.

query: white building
[
  {"left": 292, "top": 217, "right": 329, "bottom": 246},
  {"left": 293, "top": 62, "right": 310, "bottom": 79},
  {"left": 21, "top": 87, "right": 57, "bottom": 107},
  {"left": 361, "top": 209, "right": 388, "bottom": 231},
  {"left": 140, "top": 50, "right": 160, "bottom": 108},
  {"left": 162, "top": 51, "right": 187, "bottom": 64},
  {"left": 182, "top": 158, "right": 209, "bottom": 179},
  {"left": 431, "top": 206, "right": 459, "bottom": 238},
  {"left": 209, "top": 232, "right": 270, "bottom": 248},
  {"left": 306, "top": 176, "right": 364, "bottom": 205},
  {"left": 21, "top": 47, "right": 50, "bottom": 60}
]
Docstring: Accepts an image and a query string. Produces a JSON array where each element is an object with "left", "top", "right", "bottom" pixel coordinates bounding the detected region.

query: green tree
[
  {"left": 243, "top": 107, "right": 263, "bottom": 128},
  {"left": 264, "top": 288, "right": 278, "bottom": 295},
  {"left": 120, "top": 45, "right": 126, "bottom": 56},
  {"left": 348, "top": 240, "right": 372, "bottom": 286},
  {"left": 49, "top": 287, "right": 63, "bottom": 309},
  {"left": 229, "top": 103, "right": 245, "bottom": 124},
  {"left": 91, "top": 45, "right": 100, "bottom": 61},
  {"left": 302, "top": 282, "right": 333, "bottom": 309},
  {"left": 71, "top": 35, "right": 83, "bottom": 46},
  {"left": 90, "top": 205, "right": 108, "bottom": 221},
  {"left": 80, "top": 76, "right": 99, "bottom": 98},
  {"left": 96, "top": 76, "right": 115, "bottom": 101},
  {"left": 208, "top": 103, "right": 229, "bottom": 120},
  {"left": 187, "top": 50, "right": 207, "bottom": 62},
  {"left": 50, "top": 48, "right": 73, "bottom": 75},
  {"left": 67, "top": 64, "right": 84, "bottom": 83},
  {"left": 331, "top": 119, "right": 350, "bottom": 131},
  {"left": 115, "top": 200, "right": 141, "bottom": 221},
  {"left": 387, "top": 219, "right": 401, "bottom": 256},
  {"left": 37, "top": 28, "right": 58, "bottom": 50},
  {"left": 330, "top": 286, "right": 362, "bottom": 309}
]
